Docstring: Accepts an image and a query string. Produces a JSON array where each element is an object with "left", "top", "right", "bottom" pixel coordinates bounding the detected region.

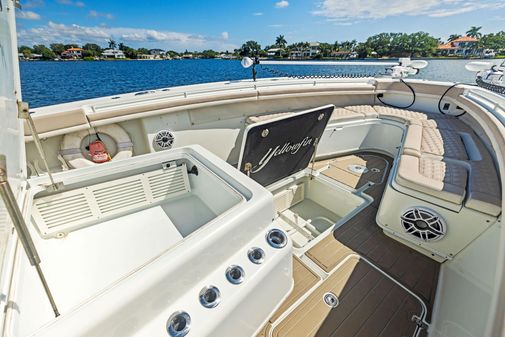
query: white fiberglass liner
[{"left": 7, "top": 146, "right": 293, "bottom": 337}]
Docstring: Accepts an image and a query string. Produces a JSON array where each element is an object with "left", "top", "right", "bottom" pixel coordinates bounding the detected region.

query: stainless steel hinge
[{"left": 17, "top": 100, "right": 29, "bottom": 119}]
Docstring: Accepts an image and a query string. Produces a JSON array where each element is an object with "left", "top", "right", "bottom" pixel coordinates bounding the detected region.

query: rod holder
[{"left": 0, "top": 155, "right": 60, "bottom": 317}]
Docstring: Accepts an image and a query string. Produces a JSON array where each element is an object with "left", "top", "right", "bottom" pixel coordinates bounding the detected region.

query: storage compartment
[
  {"left": 272, "top": 175, "right": 365, "bottom": 249},
  {"left": 31, "top": 157, "right": 244, "bottom": 239}
]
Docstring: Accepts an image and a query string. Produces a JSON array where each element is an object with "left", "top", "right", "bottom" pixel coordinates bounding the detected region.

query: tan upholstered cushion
[
  {"left": 373, "top": 105, "right": 428, "bottom": 123},
  {"left": 246, "top": 112, "right": 294, "bottom": 124},
  {"left": 419, "top": 118, "right": 471, "bottom": 132},
  {"left": 466, "top": 161, "right": 501, "bottom": 216},
  {"left": 465, "top": 138, "right": 502, "bottom": 216},
  {"left": 396, "top": 155, "right": 467, "bottom": 204},
  {"left": 420, "top": 128, "right": 468, "bottom": 160},
  {"left": 25, "top": 108, "right": 89, "bottom": 136},
  {"left": 330, "top": 108, "right": 365, "bottom": 122},
  {"left": 403, "top": 125, "right": 468, "bottom": 160},
  {"left": 344, "top": 105, "right": 378, "bottom": 118}
]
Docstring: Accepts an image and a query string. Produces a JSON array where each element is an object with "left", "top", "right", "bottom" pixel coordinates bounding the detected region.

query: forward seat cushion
[
  {"left": 329, "top": 108, "right": 365, "bottom": 122},
  {"left": 373, "top": 105, "right": 429, "bottom": 123},
  {"left": 465, "top": 139, "right": 502, "bottom": 216},
  {"left": 403, "top": 124, "right": 468, "bottom": 160},
  {"left": 246, "top": 112, "right": 294, "bottom": 124},
  {"left": 344, "top": 105, "right": 378, "bottom": 118},
  {"left": 396, "top": 155, "right": 468, "bottom": 204}
]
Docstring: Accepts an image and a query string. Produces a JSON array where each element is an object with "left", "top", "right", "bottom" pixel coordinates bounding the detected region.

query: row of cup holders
[{"left": 166, "top": 229, "right": 288, "bottom": 336}]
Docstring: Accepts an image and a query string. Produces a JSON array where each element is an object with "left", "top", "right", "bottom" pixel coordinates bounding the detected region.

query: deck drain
[
  {"left": 371, "top": 167, "right": 381, "bottom": 173},
  {"left": 323, "top": 292, "right": 339, "bottom": 308},
  {"left": 348, "top": 164, "right": 369, "bottom": 174}
]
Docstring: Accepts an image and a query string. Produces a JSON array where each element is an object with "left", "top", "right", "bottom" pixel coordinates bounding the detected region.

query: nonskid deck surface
[{"left": 258, "top": 153, "right": 439, "bottom": 337}]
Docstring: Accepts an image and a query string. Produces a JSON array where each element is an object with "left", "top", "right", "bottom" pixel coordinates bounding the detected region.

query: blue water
[{"left": 20, "top": 59, "right": 496, "bottom": 108}]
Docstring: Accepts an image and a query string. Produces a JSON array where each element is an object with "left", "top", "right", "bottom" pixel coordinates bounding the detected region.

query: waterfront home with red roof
[{"left": 437, "top": 36, "right": 479, "bottom": 57}]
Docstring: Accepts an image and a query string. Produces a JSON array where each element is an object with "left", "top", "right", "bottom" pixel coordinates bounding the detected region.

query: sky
[{"left": 15, "top": 0, "right": 505, "bottom": 52}]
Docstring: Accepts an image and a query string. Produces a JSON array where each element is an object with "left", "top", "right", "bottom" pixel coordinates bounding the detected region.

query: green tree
[
  {"left": 201, "top": 49, "right": 219, "bottom": 58},
  {"left": 18, "top": 45, "right": 33, "bottom": 58},
  {"left": 32, "top": 44, "right": 55, "bottom": 60},
  {"left": 123, "top": 47, "right": 137, "bottom": 59},
  {"left": 50, "top": 43, "right": 66, "bottom": 55},
  {"left": 479, "top": 31, "right": 505, "bottom": 50},
  {"left": 448, "top": 34, "right": 461, "bottom": 42},
  {"left": 318, "top": 42, "right": 333, "bottom": 57},
  {"left": 108, "top": 39, "right": 116, "bottom": 49},
  {"left": 82, "top": 43, "right": 102, "bottom": 57},
  {"left": 275, "top": 35, "right": 287, "bottom": 48},
  {"left": 64, "top": 44, "right": 79, "bottom": 50},
  {"left": 238, "top": 40, "right": 262, "bottom": 57},
  {"left": 466, "top": 26, "right": 482, "bottom": 39},
  {"left": 137, "top": 48, "right": 149, "bottom": 55},
  {"left": 118, "top": 42, "right": 125, "bottom": 51}
]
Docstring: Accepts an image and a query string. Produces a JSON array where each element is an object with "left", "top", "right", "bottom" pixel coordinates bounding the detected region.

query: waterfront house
[
  {"left": 182, "top": 54, "right": 194, "bottom": 59},
  {"left": 149, "top": 49, "right": 166, "bottom": 58},
  {"left": 437, "top": 36, "right": 480, "bottom": 57},
  {"left": 138, "top": 54, "right": 157, "bottom": 60},
  {"left": 102, "top": 49, "right": 126, "bottom": 59},
  {"left": 289, "top": 42, "right": 320, "bottom": 59},
  {"left": 267, "top": 48, "right": 283, "bottom": 58},
  {"left": 61, "top": 47, "right": 83, "bottom": 59}
]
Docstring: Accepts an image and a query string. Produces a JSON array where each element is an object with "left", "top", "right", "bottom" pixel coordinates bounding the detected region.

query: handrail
[{"left": 464, "top": 88, "right": 505, "bottom": 126}]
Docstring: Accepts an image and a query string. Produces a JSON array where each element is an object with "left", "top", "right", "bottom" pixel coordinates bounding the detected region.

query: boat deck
[{"left": 258, "top": 153, "right": 440, "bottom": 337}]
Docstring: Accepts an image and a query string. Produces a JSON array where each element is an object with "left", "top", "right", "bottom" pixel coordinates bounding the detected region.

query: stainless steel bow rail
[{"left": 0, "top": 155, "right": 60, "bottom": 317}]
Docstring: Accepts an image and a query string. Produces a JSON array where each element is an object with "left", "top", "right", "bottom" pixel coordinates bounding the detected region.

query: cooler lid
[{"left": 238, "top": 105, "right": 334, "bottom": 186}]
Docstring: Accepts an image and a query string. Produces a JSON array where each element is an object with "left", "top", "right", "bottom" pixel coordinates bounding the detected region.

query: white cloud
[
  {"left": 17, "top": 21, "right": 237, "bottom": 51},
  {"left": 275, "top": 1, "right": 289, "bottom": 8},
  {"left": 313, "top": 0, "right": 505, "bottom": 20},
  {"left": 253, "top": 12, "right": 264, "bottom": 16},
  {"left": 89, "top": 10, "right": 114, "bottom": 20},
  {"left": 57, "top": 0, "right": 85, "bottom": 7},
  {"left": 16, "top": 10, "right": 41, "bottom": 20},
  {"left": 23, "top": 0, "right": 44, "bottom": 9}
]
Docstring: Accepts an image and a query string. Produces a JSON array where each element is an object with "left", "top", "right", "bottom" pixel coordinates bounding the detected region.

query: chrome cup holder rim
[
  {"left": 266, "top": 228, "right": 288, "bottom": 249},
  {"left": 199, "top": 285, "right": 221, "bottom": 308},
  {"left": 167, "top": 311, "right": 191, "bottom": 337},
  {"left": 248, "top": 247, "right": 266, "bottom": 264},
  {"left": 226, "top": 265, "right": 245, "bottom": 284}
]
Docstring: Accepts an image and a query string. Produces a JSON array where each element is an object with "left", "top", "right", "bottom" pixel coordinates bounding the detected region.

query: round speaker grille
[
  {"left": 400, "top": 208, "right": 446, "bottom": 242},
  {"left": 153, "top": 130, "right": 175, "bottom": 151}
]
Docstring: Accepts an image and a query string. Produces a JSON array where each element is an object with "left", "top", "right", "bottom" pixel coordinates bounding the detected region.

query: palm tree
[
  {"left": 275, "top": 35, "right": 287, "bottom": 48},
  {"left": 466, "top": 26, "right": 482, "bottom": 39},
  {"left": 118, "top": 42, "right": 125, "bottom": 51},
  {"left": 108, "top": 39, "right": 116, "bottom": 49},
  {"left": 448, "top": 34, "right": 461, "bottom": 42}
]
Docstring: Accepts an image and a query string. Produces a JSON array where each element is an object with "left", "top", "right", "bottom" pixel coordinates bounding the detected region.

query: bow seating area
[{"left": 248, "top": 104, "right": 501, "bottom": 217}]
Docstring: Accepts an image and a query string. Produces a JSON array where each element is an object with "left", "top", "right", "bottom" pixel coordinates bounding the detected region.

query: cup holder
[
  {"left": 267, "top": 229, "right": 288, "bottom": 249},
  {"left": 167, "top": 311, "right": 191, "bottom": 337},
  {"left": 199, "top": 285, "right": 221, "bottom": 308},
  {"left": 226, "top": 265, "right": 245, "bottom": 284},
  {"left": 248, "top": 247, "right": 265, "bottom": 264}
]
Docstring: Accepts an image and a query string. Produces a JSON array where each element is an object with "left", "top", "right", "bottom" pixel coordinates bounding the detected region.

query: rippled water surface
[{"left": 20, "top": 58, "right": 503, "bottom": 108}]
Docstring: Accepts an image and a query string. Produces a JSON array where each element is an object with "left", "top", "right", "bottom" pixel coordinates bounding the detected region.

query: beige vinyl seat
[
  {"left": 465, "top": 139, "right": 502, "bottom": 216},
  {"left": 403, "top": 124, "right": 468, "bottom": 160},
  {"left": 246, "top": 112, "right": 295, "bottom": 124},
  {"left": 396, "top": 155, "right": 468, "bottom": 205},
  {"left": 329, "top": 107, "right": 366, "bottom": 122}
]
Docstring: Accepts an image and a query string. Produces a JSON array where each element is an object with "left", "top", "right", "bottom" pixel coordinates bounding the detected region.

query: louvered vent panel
[
  {"left": 147, "top": 167, "right": 190, "bottom": 200},
  {"left": 32, "top": 164, "right": 191, "bottom": 238},
  {"left": 33, "top": 192, "right": 93, "bottom": 230},
  {"left": 93, "top": 179, "right": 147, "bottom": 214}
]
